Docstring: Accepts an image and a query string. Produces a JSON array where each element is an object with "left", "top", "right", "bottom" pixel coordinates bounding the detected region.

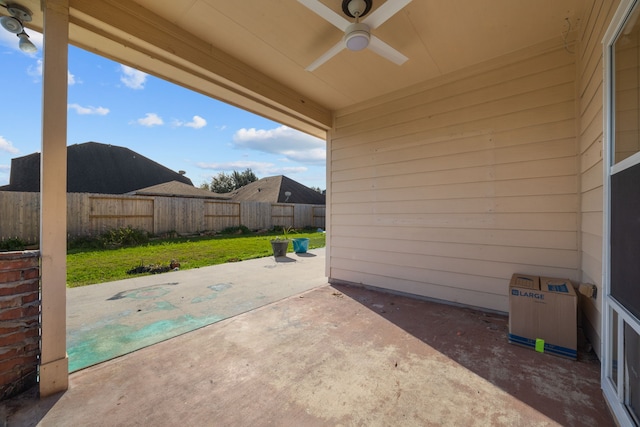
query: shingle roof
[
  {"left": 129, "top": 181, "right": 230, "bottom": 199},
  {"left": 0, "top": 142, "right": 193, "bottom": 194},
  {"left": 229, "top": 175, "right": 325, "bottom": 204}
]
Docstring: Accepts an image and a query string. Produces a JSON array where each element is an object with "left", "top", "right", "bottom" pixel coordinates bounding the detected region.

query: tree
[
  {"left": 210, "top": 172, "right": 236, "bottom": 193},
  {"left": 208, "top": 168, "right": 258, "bottom": 193},
  {"left": 232, "top": 168, "right": 258, "bottom": 188}
]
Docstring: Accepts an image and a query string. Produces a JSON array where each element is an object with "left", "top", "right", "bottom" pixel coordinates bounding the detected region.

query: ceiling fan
[{"left": 298, "top": 0, "right": 412, "bottom": 71}]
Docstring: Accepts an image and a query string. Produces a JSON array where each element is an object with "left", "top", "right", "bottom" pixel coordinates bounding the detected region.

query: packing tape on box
[{"left": 535, "top": 338, "right": 545, "bottom": 353}]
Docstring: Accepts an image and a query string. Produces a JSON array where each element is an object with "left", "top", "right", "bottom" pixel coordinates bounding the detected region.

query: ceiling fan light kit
[
  {"left": 299, "top": 0, "right": 412, "bottom": 71},
  {"left": 0, "top": 3, "right": 37, "bottom": 53},
  {"left": 345, "top": 23, "right": 370, "bottom": 51}
]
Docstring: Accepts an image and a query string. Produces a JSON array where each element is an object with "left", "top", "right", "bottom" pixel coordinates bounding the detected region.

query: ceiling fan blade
[
  {"left": 306, "top": 40, "right": 346, "bottom": 71},
  {"left": 297, "top": 0, "right": 351, "bottom": 31},
  {"left": 368, "top": 35, "right": 408, "bottom": 65},
  {"left": 362, "top": 0, "right": 412, "bottom": 30}
]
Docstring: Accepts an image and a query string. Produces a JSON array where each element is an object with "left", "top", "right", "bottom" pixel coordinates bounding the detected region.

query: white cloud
[
  {"left": 27, "top": 59, "right": 42, "bottom": 79},
  {"left": 26, "top": 59, "right": 76, "bottom": 86},
  {"left": 196, "top": 160, "right": 272, "bottom": 171},
  {"left": 185, "top": 115, "right": 207, "bottom": 129},
  {"left": 173, "top": 115, "right": 207, "bottom": 129},
  {"left": 196, "top": 160, "right": 307, "bottom": 178},
  {"left": 68, "top": 103, "right": 110, "bottom": 115},
  {"left": 120, "top": 65, "right": 147, "bottom": 89},
  {"left": 0, "top": 30, "right": 18, "bottom": 50},
  {"left": 280, "top": 148, "right": 326, "bottom": 163},
  {"left": 278, "top": 166, "right": 309, "bottom": 174},
  {"left": 0, "top": 136, "right": 19, "bottom": 154},
  {"left": 233, "top": 125, "right": 325, "bottom": 164},
  {"left": 135, "top": 113, "right": 163, "bottom": 127}
]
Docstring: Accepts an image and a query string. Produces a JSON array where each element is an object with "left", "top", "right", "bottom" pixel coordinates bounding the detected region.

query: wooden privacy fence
[{"left": 0, "top": 191, "right": 326, "bottom": 243}]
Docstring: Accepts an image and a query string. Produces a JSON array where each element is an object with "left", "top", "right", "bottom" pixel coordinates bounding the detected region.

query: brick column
[{"left": 0, "top": 251, "right": 40, "bottom": 401}]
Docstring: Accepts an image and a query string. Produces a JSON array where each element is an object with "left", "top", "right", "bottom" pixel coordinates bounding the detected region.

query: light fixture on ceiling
[
  {"left": 343, "top": 0, "right": 370, "bottom": 51},
  {"left": 345, "top": 23, "right": 370, "bottom": 51},
  {"left": 0, "top": 3, "right": 37, "bottom": 53},
  {"left": 299, "top": 0, "right": 411, "bottom": 71}
]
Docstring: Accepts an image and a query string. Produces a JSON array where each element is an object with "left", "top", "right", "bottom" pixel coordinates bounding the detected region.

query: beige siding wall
[
  {"left": 577, "top": 0, "right": 619, "bottom": 358},
  {"left": 329, "top": 41, "right": 580, "bottom": 313}
]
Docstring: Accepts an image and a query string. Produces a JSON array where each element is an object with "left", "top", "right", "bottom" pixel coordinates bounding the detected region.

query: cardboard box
[{"left": 508, "top": 274, "right": 577, "bottom": 359}]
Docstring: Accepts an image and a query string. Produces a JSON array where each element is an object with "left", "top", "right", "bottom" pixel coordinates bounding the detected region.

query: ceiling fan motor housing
[
  {"left": 343, "top": 0, "right": 372, "bottom": 18},
  {"left": 344, "top": 22, "right": 370, "bottom": 51}
]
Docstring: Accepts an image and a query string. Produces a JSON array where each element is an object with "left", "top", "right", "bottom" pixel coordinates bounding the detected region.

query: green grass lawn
[{"left": 67, "top": 231, "right": 326, "bottom": 288}]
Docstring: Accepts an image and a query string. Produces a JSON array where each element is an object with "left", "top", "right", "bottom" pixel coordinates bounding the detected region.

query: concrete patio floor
[
  {"left": 3, "top": 280, "right": 614, "bottom": 426},
  {"left": 66, "top": 248, "right": 327, "bottom": 372}
]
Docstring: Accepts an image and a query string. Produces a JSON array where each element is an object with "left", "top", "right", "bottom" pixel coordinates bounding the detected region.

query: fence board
[
  {"left": 271, "top": 204, "right": 294, "bottom": 228},
  {"left": 155, "top": 197, "right": 205, "bottom": 234},
  {"left": 204, "top": 201, "right": 241, "bottom": 232},
  {"left": 89, "top": 195, "right": 154, "bottom": 234},
  {"left": 312, "top": 206, "right": 326, "bottom": 229},
  {"left": 0, "top": 191, "right": 324, "bottom": 243},
  {"left": 240, "top": 201, "right": 271, "bottom": 230},
  {"left": 0, "top": 192, "right": 39, "bottom": 243}
]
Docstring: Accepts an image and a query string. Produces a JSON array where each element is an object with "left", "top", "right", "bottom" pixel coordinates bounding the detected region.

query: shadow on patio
[
  {"left": 336, "top": 284, "right": 614, "bottom": 426},
  {"left": 3, "top": 283, "right": 614, "bottom": 426}
]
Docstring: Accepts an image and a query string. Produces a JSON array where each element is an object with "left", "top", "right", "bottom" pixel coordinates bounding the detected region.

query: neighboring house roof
[
  {"left": 129, "top": 181, "right": 230, "bottom": 200},
  {"left": 229, "top": 175, "right": 325, "bottom": 205},
  {"left": 0, "top": 142, "right": 193, "bottom": 194}
]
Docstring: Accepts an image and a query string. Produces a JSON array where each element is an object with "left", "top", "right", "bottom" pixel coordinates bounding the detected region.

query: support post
[{"left": 39, "top": 0, "right": 70, "bottom": 397}]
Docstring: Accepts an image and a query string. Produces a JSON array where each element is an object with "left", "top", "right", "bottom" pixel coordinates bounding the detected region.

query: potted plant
[{"left": 270, "top": 226, "right": 292, "bottom": 257}]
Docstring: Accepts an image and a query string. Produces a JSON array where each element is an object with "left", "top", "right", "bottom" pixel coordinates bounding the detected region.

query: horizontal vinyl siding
[
  {"left": 329, "top": 42, "right": 579, "bottom": 313},
  {"left": 576, "top": 0, "right": 618, "bottom": 358}
]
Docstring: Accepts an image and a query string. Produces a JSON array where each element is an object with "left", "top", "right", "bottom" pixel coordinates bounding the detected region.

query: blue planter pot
[{"left": 292, "top": 238, "right": 310, "bottom": 253}]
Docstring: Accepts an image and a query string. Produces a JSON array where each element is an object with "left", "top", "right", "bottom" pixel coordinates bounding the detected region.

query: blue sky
[{"left": 0, "top": 30, "right": 326, "bottom": 189}]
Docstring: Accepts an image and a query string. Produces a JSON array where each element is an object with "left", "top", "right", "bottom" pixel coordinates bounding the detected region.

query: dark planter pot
[
  {"left": 270, "top": 240, "right": 290, "bottom": 257},
  {"left": 292, "top": 238, "right": 310, "bottom": 253}
]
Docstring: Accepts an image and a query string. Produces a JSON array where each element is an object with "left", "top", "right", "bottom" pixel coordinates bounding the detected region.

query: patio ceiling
[{"left": 12, "top": 0, "right": 586, "bottom": 136}]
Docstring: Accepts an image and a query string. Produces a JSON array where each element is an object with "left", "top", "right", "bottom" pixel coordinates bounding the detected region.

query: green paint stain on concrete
[
  {"left": 68, "top": 313, "right": 222, "bottom": 372},
  {"left": 191, "top": 283, "right": 232, "bottom": 304},
  {"left": 108, "top": 285, "right": 175, "bottom": 301},
  {"left": 191, "top": 294, "right": 217, "bottom": 304},
  {"left": 209, "top": 283, "right": 232, "bottom": 292},
  {"left": 154, "top": 301, "right": 177, "bottom": 311}
]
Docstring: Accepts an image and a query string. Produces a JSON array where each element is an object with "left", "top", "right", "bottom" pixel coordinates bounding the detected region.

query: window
[{"left": 615, "top": 7, "right": 640, "bottom": 164}]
